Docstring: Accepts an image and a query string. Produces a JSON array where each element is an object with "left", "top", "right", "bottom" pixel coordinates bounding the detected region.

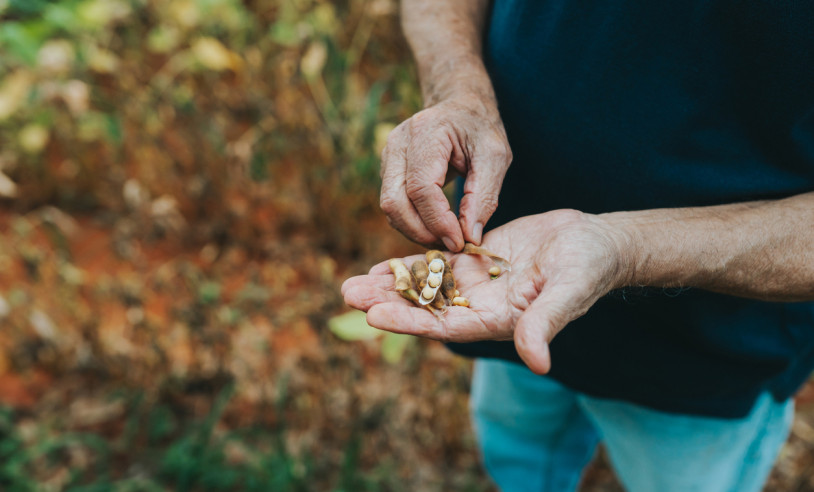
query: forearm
[
  {"left": 401, "top": 0, "right": 494, "bottom": 106},
  {"left": 605, "top": 192, "right": 814, "bottom": 301}
]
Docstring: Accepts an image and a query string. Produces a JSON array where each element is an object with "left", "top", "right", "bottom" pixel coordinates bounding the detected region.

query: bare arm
[
  {"left": 345, "top": 192, "right": 814, "bottom": 374},
  {"left": 607, "top": 192, "right": 814, "bottom": 302},
  {"left": 401, "top": 0, "right": 493, "bottom": 105},
  {"left": 380, "top": 0, "right": 511, "bottom": 251}
]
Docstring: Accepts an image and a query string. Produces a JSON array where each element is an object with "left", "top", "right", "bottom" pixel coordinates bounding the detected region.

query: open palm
[{"left": 342, "top": 210, "right": 627, "bottom": 373}]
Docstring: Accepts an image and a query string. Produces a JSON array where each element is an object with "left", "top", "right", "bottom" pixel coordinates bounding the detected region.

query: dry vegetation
[{"left": 0, "top": 0, "right": 812, "bottom": 490}]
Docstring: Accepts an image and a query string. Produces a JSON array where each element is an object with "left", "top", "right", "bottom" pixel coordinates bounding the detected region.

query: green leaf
[
  {"left": 0, "top": 22, "right": 48, "bottom": 65},
  {"left": 268, "top": 21, "right": 301, "bottom": 47},
  {"left": 198, "top": 281, "right": 221, "bottom": 304},
  {"left": 328, "top": 310, "right": 381, "bottom": 341},
  {"left": 380, "top": 332, "right": 412, "bottom": 364}
]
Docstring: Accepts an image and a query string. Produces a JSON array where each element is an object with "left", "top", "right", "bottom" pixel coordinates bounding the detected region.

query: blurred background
[{"left": 0, "top": 0, "right": 812, "bottom": 490}]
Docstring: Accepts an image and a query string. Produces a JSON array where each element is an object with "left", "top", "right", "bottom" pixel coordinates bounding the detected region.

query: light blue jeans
[{"left": 471, "top": 359, "right": 794, "bottom": 492}]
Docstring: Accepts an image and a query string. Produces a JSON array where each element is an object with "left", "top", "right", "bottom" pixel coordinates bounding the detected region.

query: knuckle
[
  {"left": 405, "top": 176, "right": 428, "bottom": 198},
  {"left": 381, "top": 124, "right": 408, "bottom": 159},
  {"left": 379, "top": 194, "right": 398, "bottom": 215},
  {"left": 503, "top": 143, "right": 513, "bottom": 163},
  {"left": 484, "top": 139, "right": 512, "bottom": 161},
  {"left": 481, "top": 192, "right": 499, "bottom": 214}
]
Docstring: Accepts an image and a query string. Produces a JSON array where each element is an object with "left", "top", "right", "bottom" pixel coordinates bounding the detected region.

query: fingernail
[
  {"left": 472, "top": 222, "right": 483, "bottom": 244},
  {"left": 442, "top": 237, "right": 457, "bottom": 252}
]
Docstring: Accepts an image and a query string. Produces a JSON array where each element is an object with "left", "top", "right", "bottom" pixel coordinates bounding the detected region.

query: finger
[
  {"left": 341, "top": 274, "right": 394, "bottom": 297},
  {"left": 367, "top": 302, "right": 495, "bottom": 343},
  {"left": 366, "top": 303, "right": 442, "bottom": 338},
  {"left": 458, "top": 151, "right": 509, "bottom": 245},
  {"left": 380, "top": 134, "right": 437, "bottom": 245},
  {"left": 513, "top": 295, "right": 568, "bottom": 375},
  {"left": 437, "top": 306, "right": 496, "bottom": 342},
  {"left": 404, "top": 138, "right": 464, "bottom": 252},
  {"left": 343, "top": 284, "right": 407, "bottom": 312}
]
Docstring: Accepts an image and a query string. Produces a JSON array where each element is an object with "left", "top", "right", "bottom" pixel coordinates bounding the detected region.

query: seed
[
  {"left": 389, "top": 258, "right": 413, "bottom": 292},
  {"left": 452, "top": 297, "right": 469, "bottom": 307},
  {"left": 411, "top": 260, "right": 429, "bottom": 289},
  {"left": 441, "top": 268, "right": 456, "bottom": 299},
  {"left": 422, "top": 286, "right": 435, "bottom": 300},
  {"left": 428, "top": 276, "right": 441, "bottom": 288},
  {"left": 429, "top": 260, "right": 443, "bottom": 273},
  {"left": 431, "top": 294, "right": 446, "bottom": 309},
  {"left": 463, "top": 243, "right": 512, "bottom": 272},
  {"left": 454, "top": 290, "right": 460, "bottom": 297},
  {"left": 488, "top": 266, "right": 501, "bottom": 277},
  {"left": 400, "top": 289, "right": 421, "bottom": 304}
]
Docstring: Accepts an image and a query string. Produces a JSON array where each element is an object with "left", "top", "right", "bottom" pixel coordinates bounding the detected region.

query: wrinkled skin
[
  {"left": 379, "top": 95, "right": 512, "bottom": 251},
  {"left": 342, "top": 209, "right": 630, "bottom": 374}
]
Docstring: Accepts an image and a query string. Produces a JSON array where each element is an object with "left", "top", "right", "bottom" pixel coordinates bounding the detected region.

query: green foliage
[
  {"left": 0, "top": 0, "right": 420, "bottom": 255},
  {"left": 329, "top": 310, "right": 416, "bottom": 364},
  {"left": 0, "top": 382, "right": 408, "bottom": 491},
  {"left": 329, "top": 310, "right": 380, "bottom": 341}
]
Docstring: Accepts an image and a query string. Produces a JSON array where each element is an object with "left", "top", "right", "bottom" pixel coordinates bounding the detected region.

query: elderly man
[{"left": 342, "top": 1, "right": 814, "bottom": 490}]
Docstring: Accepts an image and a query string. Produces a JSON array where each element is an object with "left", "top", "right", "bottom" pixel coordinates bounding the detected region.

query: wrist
[
  {"left": 418, "top": 54, "right": 497, "bottom": 108},
  {"left": 437, "top": 91, "right": 500, "bottom": 119},
  {"left": 596, "top": 211, "right": 644, "bottom": 290}
]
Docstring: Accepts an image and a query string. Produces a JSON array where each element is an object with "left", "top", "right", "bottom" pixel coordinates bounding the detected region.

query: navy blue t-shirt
[{"left": 448, "top": 0, "right": 814, "bottom": 418}]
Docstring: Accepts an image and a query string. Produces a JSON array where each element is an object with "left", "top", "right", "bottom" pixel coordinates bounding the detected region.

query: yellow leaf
[
  {"left": 0, "top": 70, "right": 31, "bottom": 121},
  {"left": 310, "top": 4, "right": 337, "bottom": 35},
  {"left": 18, "top": 124, "right": 49, "bottom": 154},
  {"left": 328, "top": 310, "right": 382, "bottom": 341},
  {"left": 192, "top": 37, "right": 242, "bottom": 71},
  {"left": 300, "top": 41, "right": 327, "bottom": 79},
  {"left": 169, "top": 0, "right": 199, "bottom": 29},
  {"left": 87, "top": 45, "right": 120, "bottom": 73}
]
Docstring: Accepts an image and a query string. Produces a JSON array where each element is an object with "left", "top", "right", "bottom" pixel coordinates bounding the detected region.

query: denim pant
[{"left": 471, "top": 359, "right": 794, "bottom": 492}]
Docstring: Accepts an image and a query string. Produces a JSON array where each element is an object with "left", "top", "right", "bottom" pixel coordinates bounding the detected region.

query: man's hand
[
  {"left": 346, "top": 192, "right": 814, "bottom": 374},
  {"left": 342, "top": 210, "right": 628, "bottom": 374},
  {"left": 380, "top": 94, "right": 512, "bottom": 251},
  {"left": 383, "top": 0, "right": 508, "bottom": 251}
]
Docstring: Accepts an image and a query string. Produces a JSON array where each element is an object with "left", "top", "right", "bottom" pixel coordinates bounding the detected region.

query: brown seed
[
  {"left": 431, "top": 294, "right": 446, "bottom": 310},
  {"left": 441, "top": 268, "right": 456, "bottom": 300},
  {"left": 411, "top": 260, "right": 429, "bottom": 289}
]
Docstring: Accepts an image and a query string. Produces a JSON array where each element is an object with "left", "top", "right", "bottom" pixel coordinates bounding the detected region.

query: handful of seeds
[{"left": 388, "top": 243, "right": 511, "bottom": 316}]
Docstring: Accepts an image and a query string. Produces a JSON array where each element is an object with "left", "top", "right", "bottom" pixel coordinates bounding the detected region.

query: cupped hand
[
  {"left": 379, "top": 94, "right": 512, "bottom": 251},
  {"left": 341, "top": 210, "right": 630, "bottom": 374}
]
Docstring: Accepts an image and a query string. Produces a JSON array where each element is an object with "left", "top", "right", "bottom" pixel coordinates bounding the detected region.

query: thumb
[
  {"left": 513, "top": 296, "right": 569, "bottom": 375},
  {"left": 459, "top": 164, "right": 504, "bottom": 245}
]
